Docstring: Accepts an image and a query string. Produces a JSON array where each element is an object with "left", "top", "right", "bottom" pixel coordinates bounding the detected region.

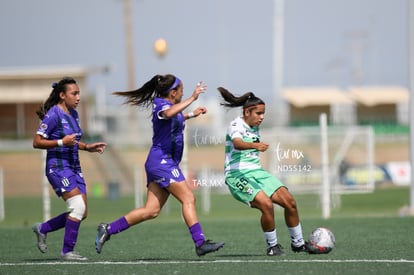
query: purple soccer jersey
[
  {"left": 36, "top": 105, "right": 86, "bottom": 195},
  {"left": 36, "top": 105, "right": 83, "bottom": 172},
  {"left": 144, "top": 97, "right": 186, "bottom": 187}
]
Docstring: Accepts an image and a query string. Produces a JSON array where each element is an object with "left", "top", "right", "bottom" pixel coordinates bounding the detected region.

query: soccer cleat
[
  {"left": 195, "top": 240, "right": 225, "bottom": 256},
  {"left": 61, "top": 251, "right": 88, "bottom": 261},
  {"left": 32, "top": 222, "right": 47, "bottom": 253},
  {"left": 267, "top": 244, "right": 285, "bottom": 256},
  {"left": 95, "top": 223, "right": 110, "bottom": 254},
  {"left": 291, "top": 242, "right": 310, "bottom": 253}
]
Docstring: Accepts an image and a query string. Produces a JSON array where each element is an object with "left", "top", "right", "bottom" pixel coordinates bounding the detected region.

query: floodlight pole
[
  {"left": 123, "top": 0, "right": 138, "bottom": 145},
  {"left": 124, "top": 0, "right": 135, "bottom": 91},
  {"left": 273, "top": 0, "right": 285, "bottom": 126},
  {"left": 408, "top": 0, "right": 414, "bottom": 215}
]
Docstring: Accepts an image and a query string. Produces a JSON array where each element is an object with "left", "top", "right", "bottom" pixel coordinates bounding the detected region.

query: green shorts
[{"left": 225, "top": 169, "right": 285, "bottom": 206}]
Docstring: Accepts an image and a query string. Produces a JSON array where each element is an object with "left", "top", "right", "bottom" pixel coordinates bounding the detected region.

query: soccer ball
[{"left": 307, "top": 227, "right": 335, "bottom": 254}]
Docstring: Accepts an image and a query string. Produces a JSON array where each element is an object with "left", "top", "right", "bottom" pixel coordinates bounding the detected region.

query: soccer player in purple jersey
[
  {"left": 32, "top": 77, "right": 107, "bottom": 261},
  {"left": 95, "top": 74, "right": 224, "bottom": 256}
]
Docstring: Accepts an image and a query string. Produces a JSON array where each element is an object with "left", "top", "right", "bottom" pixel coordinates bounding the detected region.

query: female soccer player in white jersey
[
  {"left": 218, "top": 87, "right": 309, "bottom": 256},
  {"left": 95, "top": 74, "right": 224, "bottom": 256}
]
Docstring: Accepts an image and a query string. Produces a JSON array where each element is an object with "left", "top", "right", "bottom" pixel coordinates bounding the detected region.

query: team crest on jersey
[
  {"left": 40, "top": 123, "right": 48, "bottom": 131},
  {"left": 244, "top": 186, "right": 253, "bottom": 195}
]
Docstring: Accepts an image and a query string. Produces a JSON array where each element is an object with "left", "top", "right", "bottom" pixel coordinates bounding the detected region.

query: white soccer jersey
[{"left": 224, "top": 116, "right": 262, "bottom": 174}]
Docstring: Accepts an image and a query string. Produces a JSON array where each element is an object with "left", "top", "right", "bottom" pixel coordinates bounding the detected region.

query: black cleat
[
  {"left": 291, "top": 242, "right": 310, "bottom": 253},
  {"left": 267, "top": 243, "right": 285, "bottom": 256},
  {"left": 196, "top": 240, "right": 225, "bottom": 256}
]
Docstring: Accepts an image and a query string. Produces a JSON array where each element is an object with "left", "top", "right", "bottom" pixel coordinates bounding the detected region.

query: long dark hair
[
  {"left": 36, "top": 77, "right": 77, "bottom": 119},
  {"left": 113, "top": 74, "right": 180, "bottom": 108},
  {"left": 217, "top": 87, "right": 265, "bottom": 111}
]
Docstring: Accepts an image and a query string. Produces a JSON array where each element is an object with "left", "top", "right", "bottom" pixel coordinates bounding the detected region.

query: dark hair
[
  {"left": 217, "top": 87, "right": 265, "bottom": 110},
  {"left": 36, "top": 77, "right": 77, "bottom": 119},
  {"left": 112, "top": 74, "right": 179, "bottom": 108}
]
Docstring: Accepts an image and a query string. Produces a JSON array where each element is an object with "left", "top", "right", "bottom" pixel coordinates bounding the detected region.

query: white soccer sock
[
  {"left": 264, "top": 229, "right": 277, "bottom": 248},
  {"left": 288, "top": 223, "right": 305, "bottom": 247}
]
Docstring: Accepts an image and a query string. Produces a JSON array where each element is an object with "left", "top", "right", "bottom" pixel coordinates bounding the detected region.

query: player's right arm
[
  {"left": 33, "top": 133, "right": 78, "bottom": 149},
  {"left": 232, "top": 138, "right": 269, "bottom": 152}
]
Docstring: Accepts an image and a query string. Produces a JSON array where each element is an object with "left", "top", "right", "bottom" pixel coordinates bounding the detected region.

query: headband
[{"left": 167, "top": 77, "right": 181, "bottom": 92}]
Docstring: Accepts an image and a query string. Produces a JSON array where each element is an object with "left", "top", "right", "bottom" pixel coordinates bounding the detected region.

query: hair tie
[{"left": 52, "top": 82, "right": 58, "bottom": 88}]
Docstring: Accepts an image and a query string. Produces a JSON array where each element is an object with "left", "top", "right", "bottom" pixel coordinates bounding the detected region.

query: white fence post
[
  {"left": 134, "top": 166, "right": 143, "bottom": 208},
  {"left": 320, "top": 113, "right": 331, "bottom": 219},
  {"left": 0, "top": 167, "right": 4, "bottom": 221},
  {"left": 42, "top": 151, "right": 51, "bottom": 221}
]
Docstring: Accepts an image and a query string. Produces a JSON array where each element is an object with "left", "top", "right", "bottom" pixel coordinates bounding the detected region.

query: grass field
[{"left": 1, "top": 186, "right": 413, "bottom": 274}]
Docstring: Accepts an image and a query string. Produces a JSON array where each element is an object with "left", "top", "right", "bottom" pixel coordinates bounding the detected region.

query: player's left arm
[
  {"left": 79, "top": 141, "right": 107, "bottom": 154},
  {"left": 184, "top": 107, "right": 207, "bottom": 120},
  {"left": 162, "top": 82, "right": 206, "bottom": 119}
]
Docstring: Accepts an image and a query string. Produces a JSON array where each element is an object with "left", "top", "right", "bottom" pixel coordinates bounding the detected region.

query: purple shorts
[
  {"left": 145, "top": 158, "right": 185, "bottom": 188},
  {"left": 47, "top": 170, "right": 87, "bottom": 197}
]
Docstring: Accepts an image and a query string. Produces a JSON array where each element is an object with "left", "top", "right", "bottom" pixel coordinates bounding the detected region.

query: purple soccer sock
[
  {"left": 189, "top": 222, "right": 205, "bottom": 247},
  {"left": 62, "top": 218, "right": 81, "bottom": 254},
  {"left": 40, "top": 212, "right": 67, "bottom": 234},
  {"left": 108, "top": 216, "right": 130, "bottom": 235}
]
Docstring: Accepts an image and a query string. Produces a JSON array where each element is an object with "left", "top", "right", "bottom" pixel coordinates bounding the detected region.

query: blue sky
[{"left": 0, "top": 0, "right": 409, "bottom": 103}]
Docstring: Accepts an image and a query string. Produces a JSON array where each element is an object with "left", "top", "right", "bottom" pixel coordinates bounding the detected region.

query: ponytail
[
  {"left": 217, "top": 87, "right": 265, "bottom": 110},
  {"left": 113, "top": 74, "right": 178, "bottom": 108}
]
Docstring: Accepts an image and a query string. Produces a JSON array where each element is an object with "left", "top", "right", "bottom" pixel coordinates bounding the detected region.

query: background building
[{"left": 0, "top": 66, "right": 90, "bottom": 139}]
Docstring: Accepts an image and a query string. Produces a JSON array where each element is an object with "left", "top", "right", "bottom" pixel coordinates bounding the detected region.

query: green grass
[{"left": 0, "top": 187, "right": 413, "bottom": 274}]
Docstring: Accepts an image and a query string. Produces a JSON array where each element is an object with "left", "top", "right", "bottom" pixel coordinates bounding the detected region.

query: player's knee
[
  {"left": 66, "top": 194, "right": 86, "bottom": 221},
  {"left": 286, "top": 197, "right": 298, "bottom": 210},
  {"left": 182, "top": 193, "right": 196, "bottom": 206},
  {"left": 253, "top": 197, "right": 274, "bottom": 213},
  {"left": 146, "top": 209, "right": 161, "bottom": 220},
  {"left": 142, "top": 204, "right": 162, "bottom": 220},
  {"left": 283, "top": 199, "right": 299, "bottom": 216},
  {"left": 263, "top": 199, "right": 274, "bottom": 212}
]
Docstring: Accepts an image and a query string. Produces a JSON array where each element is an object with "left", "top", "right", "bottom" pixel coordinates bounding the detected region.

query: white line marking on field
[{"left": 1, "top": 259, "right": 414, "bottom": 266}]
